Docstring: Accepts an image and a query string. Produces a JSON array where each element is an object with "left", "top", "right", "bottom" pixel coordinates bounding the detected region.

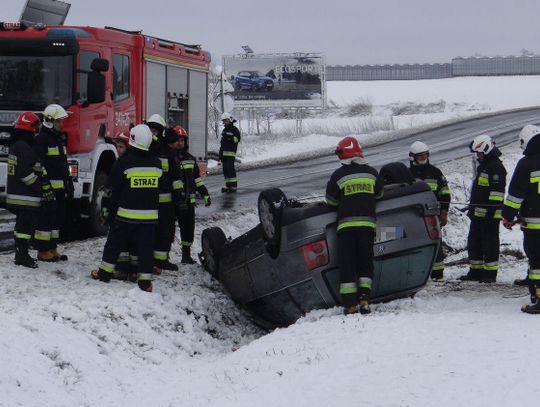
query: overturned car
[{"left": 199, "top": 163, "right": 441, "bottom": 327}]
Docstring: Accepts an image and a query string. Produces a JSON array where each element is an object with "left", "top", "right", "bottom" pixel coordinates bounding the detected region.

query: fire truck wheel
[{"left": 88, "top": 170, "right": 109, "bottom": 236}]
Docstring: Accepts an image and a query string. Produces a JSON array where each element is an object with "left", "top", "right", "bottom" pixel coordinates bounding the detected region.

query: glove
[
  {"left": 42, "top": 189, "right": 55, "bottom": 202},
  {"left": 502, "top": 218, "right": 515, "bottom": 230},
  {"left": 204, "top": 195, "right": 211, "bottom": 207},
  {"left": 65, "top": 178, "right": 74, "bottom": 200},
  {"left": 439, "top": 210, "right": 448, "bottom": 227}
]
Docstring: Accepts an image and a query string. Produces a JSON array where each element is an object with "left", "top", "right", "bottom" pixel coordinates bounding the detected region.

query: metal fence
[{"left": 327, "top": 56, "right": 540, "bottom": 81}]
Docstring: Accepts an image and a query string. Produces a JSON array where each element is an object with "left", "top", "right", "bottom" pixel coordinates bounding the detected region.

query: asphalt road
[{"left": 198, "top": 107, "right": 540, "bottom": 216}]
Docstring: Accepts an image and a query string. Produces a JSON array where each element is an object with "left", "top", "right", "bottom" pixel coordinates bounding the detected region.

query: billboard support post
[{"left": 220, "top": 71, "right": 225, "bottom": 114}]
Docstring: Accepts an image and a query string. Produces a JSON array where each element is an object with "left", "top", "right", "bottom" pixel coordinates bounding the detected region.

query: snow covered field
[
  {"left": 216, "top": 76, "right": 540, "bottom": 167},
  {"left": 0, "top": 135, "right": 537, "bottom": 405}
]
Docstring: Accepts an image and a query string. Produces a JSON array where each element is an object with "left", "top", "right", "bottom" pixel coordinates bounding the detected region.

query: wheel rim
[{"left": 259, "top": 200, "right": 275, "bottom": 239}]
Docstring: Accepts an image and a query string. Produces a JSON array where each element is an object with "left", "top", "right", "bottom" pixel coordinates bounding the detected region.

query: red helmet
[
  {"left": 14, "top": 112, "right": 40, "bottom": 133},
  {"left": 335, "top": 136, "right": 363, "bottom": 160},
  {"left": 174, "top": 125, "right": 188, "bottom": 139}
]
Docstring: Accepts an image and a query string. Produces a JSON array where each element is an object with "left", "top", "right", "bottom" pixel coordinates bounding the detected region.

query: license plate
[{"left": 375, "top": 226, "right": 404, "bottom": 244}]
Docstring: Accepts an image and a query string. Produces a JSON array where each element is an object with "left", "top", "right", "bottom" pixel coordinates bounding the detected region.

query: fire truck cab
[{"left": 0, "top": 22, "right": 210, "bottom": 235}]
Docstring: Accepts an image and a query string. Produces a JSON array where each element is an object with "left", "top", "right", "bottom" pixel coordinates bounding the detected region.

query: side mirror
[
  {"left": 90, "top": 58, "right": 109, "bottom": 72},
  {"left": 87, "top": 71, "right": 106, "bottom": 104}
]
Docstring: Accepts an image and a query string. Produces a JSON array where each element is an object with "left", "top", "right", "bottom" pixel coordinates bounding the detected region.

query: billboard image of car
[{"left": 223, "top": 53, "right": 325, "bottom": 108}]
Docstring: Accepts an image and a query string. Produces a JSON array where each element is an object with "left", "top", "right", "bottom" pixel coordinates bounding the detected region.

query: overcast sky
[{"left": 4, "top": 0, "right": 540, "bottom": 65}]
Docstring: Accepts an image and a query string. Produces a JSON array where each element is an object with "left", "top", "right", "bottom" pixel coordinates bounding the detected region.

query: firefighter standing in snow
[
  {"left": 501, "top": 125, "right": 540, "bottom": 314},
  {"left": 408, "top": 141, "right": 451, "bottom": 281},
  {"left": 92, "top": 124, "right": 162, "bottom": 292},
  {"left": 459, "top": 135, "right": 506, "bottom": 283},
  {"left": 326, "top": 136, "right": 383, "bottom": 315},
  {"left": 33, "top": 104, "right": 73, "bottom": 262},
  {"left": 165, "top": 126, "right": 211, "bottom": 264},
  {"left": 147, "top": 114, "right": 183, "bottom": 273},
  {"left": 219, "top": 113, "right": 240, "bottom": 193},
  {"left": 7, "top": 112, "right": 52, "bottom": 268}
]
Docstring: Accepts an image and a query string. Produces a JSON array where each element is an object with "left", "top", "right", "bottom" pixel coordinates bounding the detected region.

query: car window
[{"left": 113, "top": 53, "right": 130, "bottom": 101}]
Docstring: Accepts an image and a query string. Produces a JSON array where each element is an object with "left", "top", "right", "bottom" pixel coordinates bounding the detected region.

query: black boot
[
  {"left": 514, "top": 276, "right": 530, "bottom": 286},
  {"left": 162, "top": 258, "right": 179, "bottom": 271},
  {"left": 459, "top": 268, "right": 481, "bottom": 281},
  {"left": 479, "top": 270, "right": 497, "bottom": 283},
  {"left": 522, "top": 288, "right": 540, "bottom": 314},
  {"left": 181, "top": 246, "right": 196, "bottom": 264},
  {"left": 14, "top": 240, "right": 38, "bottom": 269}
]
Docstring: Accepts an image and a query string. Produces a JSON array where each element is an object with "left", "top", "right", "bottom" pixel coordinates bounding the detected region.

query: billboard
[{"left": 223, "top": 53, "right": 325, "bottom": 108}]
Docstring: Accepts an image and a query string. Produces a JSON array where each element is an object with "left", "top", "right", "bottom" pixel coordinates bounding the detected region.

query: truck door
[
  {"left": 111, "top": 50, "right": 136, "bottom": 136},
  {"left": 76, "top": 48, "right": 110, "bottom": 154}
]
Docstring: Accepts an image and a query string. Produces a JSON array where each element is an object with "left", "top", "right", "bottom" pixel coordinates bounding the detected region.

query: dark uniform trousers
[
  {"left": 338, "top": 228, "right": 375, "bottom": 308},
  {"left": 524, "top": 231, "right": 540, "bottom": 295},
  {"left": 154, "top": 202, "right": 176, "bottom": 268},
  {"left": 467, "top": 219, "right": 500, "bottom": 277},
  {"left": 13, "top": 208, "right": 39, "bottom": 250},
  {"left": 222, "top": 157, "right": 237, "bottom": 189},
  {"left": 177, "top": 204, "right": 195, "bottom": 247},
  {"left": 100, "top": 220, "right": 155, "bottom": 279}
]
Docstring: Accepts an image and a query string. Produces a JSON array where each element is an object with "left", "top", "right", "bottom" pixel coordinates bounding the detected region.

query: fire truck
[{"left": 0, "top": 22, "right": 210, "bottom": 235}]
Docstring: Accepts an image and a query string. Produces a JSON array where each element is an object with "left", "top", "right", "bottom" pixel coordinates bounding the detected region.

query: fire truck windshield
[{"left": 0, "top": 55, "right": 73, "bottom": 110}]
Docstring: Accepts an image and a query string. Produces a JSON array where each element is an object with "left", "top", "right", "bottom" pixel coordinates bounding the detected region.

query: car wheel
[
  {"left": 251, "top": 84, "right": 257, "bottom": 92},
  {"left": 379, "top": 162, "right": 415, "bottom": 185},
  {"left": 200, "top": 227, "right": 227, "bottom": 279},
  {"left": 258, "top": 188, "right": 287, "bottom": 258}
]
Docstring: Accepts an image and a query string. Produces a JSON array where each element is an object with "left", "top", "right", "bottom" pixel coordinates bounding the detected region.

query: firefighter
[
  {"left": 459, "top": 134, "right": 506, "bottom": 283},
  {"left": 325, "top": 136, "right": 383, "bottom": 315},
  {"left": 146, "top": 114, "right": 182, "bottom": 272},
  {"left": 501, "top": 125, "right": 540, "bottom": 313},
  {"left": 219, "top": 112, "right": 241, "bottom": 193},
  {"left": 165, "top": 126, "right": 211, "bottom": 264},
  {"left": 33, "top": 104, "right": 73, "bottom": 262},
  {"left": 408, "top": 141, "right": 451, "bottom": 281},
  {"left": 108, "top": 130, "right": 136, "bottom": 278},
  {"left": 7, "top": 112, "right": 53, "bottom": 268},
  {"left": 91, "top": 124, "right": 162, "bottom": 292}
]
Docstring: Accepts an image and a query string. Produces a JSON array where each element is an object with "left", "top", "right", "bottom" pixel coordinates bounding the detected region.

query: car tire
[
  {"left": 88, "top": 170, "right": 109, "bottom": 236},
  {"left": 258, "top": 188, "right": 287, "bottom": 258},
  {"left": 251, "top": 84, "right": 257, "bottom": 92},
  {"left": 379, "top": 162, "right": 415, "bottom": 185},
  {"left": 200, "top": 227, "right": 227, "bottom": 279}
]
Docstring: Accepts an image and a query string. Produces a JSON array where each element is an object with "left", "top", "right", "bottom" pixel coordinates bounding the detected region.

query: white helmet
[
  {"left": 409, "top": 141, "right": 429, "bottom": 162},
  {"left": 42, "top": 104, "right": 69, "bottom": 128},
  {"left": 518, "top": 125, "right": 540, "bottom": 151},
  {"left": 129, "top": 124, "right": 153, "bottom": 151},
  {"left": 470, "top": 134, "right": 494, "bottom": 155},
  {"left": 147, "top": 114, "right": 166, "bottom": 127},
  {"left": 221, "top": 112, "right": 233, "bottom": 122}
]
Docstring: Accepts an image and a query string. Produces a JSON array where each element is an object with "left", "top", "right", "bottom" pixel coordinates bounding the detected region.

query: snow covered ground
[
  {"left": 0, "top": 136, "right": 537, "bottom": 405},
  {"left": 208, "top": 75, "right": 540, "bottom": 169}
]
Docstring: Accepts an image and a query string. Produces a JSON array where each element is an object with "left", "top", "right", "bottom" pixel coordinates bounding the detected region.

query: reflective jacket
[
  {"left": 33, "top": 126, "right": 70, "bottom": 191},
  {"left": 175, "top": 150, "right": 209, "bottom": 205},
  {"left": 6, "top": 130, "right": 45, "bottom": 210},
  {"left": 409, "top": 162, "right": 451, "bottom": 211},
  {"left": 149, "top": 139, "right": 182, "bottom": 205},
  {"left": 468, "top": 150, "right": 507, "bottom": 221},
  {"left": 325, "top": 158, "right": 383, "bottom": 232},
  {"left": 107, "top": 148, "right": 162, "bottom": 223},
  {"left": 502, "top": 136, "right": 540, "bottom": 231},
  {"left": 219, "top": 123, "right": 241, "bottom": 159}
]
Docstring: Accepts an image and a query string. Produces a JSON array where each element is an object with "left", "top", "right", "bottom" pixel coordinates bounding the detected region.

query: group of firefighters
[
  {"left": 6, "top": 103, "right": 540, "bottom": 314},
  {"left": 6, "top": 105, "right": 240, "bottom": 293},
  {"left": 327, "top": 125, "right": 540, "bottom": 315}
]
